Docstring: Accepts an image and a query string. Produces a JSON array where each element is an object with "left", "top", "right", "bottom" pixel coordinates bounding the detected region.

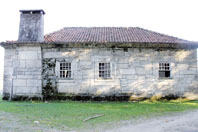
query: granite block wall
[
  {"left": 3, "top": 45, "right": 42, "bottom": 99},
  {"left": 42, "top": 46, "right": 198, "bottom": 98},
  {"left": 3, "top": 44, "right": 198, "bottom": 99}
]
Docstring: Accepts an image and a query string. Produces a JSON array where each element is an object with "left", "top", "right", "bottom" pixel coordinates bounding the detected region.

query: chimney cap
[{"left": 20, "top": 9, "right": 45, "bottom": 15}]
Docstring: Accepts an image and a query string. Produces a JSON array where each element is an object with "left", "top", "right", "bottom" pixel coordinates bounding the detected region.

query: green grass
[{"left": 0, "top": 98, "right": 198, "bottom": 131}]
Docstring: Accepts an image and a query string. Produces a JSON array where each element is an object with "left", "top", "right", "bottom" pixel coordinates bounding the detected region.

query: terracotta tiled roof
[{"left": 44, "top": 27, "right": 192, "bottom": 44}]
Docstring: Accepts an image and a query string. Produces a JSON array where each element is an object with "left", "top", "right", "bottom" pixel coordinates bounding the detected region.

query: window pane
[
  {"left": 99, "top": 63, "right": 111, "bottom": 78},
  {"left": 159, "top": 71, "right": 165, "bottom": 78},
  {"left": 159, "top": 63, "right": 171, "bottom": 78},
  {"left": 165, "top": 71, "right": 170, "bottom": 77},
  {"left": 60, "top": 62, "right": 72, "bottom": 78},
  {"left": 60, "top": 71, "right": 63, "bottom": 78}
]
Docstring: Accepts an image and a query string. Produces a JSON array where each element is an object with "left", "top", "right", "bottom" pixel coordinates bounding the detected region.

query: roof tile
[{"left": 44, "top": 27, "right": 192, "bottom": 44}]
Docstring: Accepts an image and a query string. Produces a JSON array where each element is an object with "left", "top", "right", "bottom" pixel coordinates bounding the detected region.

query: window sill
[
  {"left": 58, "top": 78, "right": 74, "bottom": 80},
  {"left": 95, "top": 77, "right": 114, "bottom": 82},
  {"left": 158, "top": 77, "right": 173, "bottom": 80},
  {"left": 57, "top": 78, "right": 75, "bottom": 83},
  {"left": 98, "top": 77, "right": 112, "bottom": 80}
]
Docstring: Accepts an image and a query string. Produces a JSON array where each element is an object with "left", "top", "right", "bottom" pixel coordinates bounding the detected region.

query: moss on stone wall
[
  {"left": 42, "top": 79, "right": 58, "bottom": 100},
  {"left": 42, "top": 58, "right": 57, "bottom": 100}
]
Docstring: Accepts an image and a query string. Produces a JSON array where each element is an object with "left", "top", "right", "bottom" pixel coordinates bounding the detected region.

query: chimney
[{"left": 18, "top": 10, "right": 45, "bottom": 42}]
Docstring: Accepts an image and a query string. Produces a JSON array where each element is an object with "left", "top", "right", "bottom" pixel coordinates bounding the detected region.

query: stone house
[{"left": 1, "top": 10, "right": 198, "bottom": 100}]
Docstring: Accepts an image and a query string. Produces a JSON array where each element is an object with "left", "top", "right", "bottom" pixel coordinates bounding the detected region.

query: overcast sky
[
  {"left": 0, "top": 0, "right": 198, "bottom": 89},
  {"left": 1, "top": 0, "right": 198, "bottom": 42}
]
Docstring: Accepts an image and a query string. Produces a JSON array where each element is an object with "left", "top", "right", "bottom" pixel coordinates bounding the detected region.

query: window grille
[
  {"left": 99, "top": 63, "right": 111, "bottom": 78},
  {"left": 60, "top": 62, "right": 71, "bottom": 78},
  {"left": 159, "top": 63, "right": 170, "bottom": 78}
]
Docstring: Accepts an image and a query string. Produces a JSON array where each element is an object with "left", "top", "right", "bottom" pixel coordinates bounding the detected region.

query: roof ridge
[
  {"left": 45, "top": 27, "right": 67, "bottom": 37},
  {"left": 44, "top": 27, "right": 130, "bottom": 37}
]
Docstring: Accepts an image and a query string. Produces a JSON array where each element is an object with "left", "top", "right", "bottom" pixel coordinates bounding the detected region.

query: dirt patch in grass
[
  {"left": 105, "top": 110, "right": 198, "bottom": 132},
  {"left": 0, "top": 111, "right": 73, "bottom": 132}
]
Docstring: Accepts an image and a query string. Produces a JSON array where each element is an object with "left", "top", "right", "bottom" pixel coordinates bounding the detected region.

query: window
[
  {"left": 60, "top": 62, "right": 71, "bottom": 78},
  {"left": 99, "top": 63, "right": 111, "bottom": 78},
  {"left": 123, "top": 48, "right": 128, "bottom": 52},
  {"left": 159, "top": 63, "right": 170, "bottom": 78}
]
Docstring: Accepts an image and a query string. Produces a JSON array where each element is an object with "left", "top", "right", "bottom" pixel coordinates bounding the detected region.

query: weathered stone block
[
  {"left": 27, "top": 79, "right": 41, "bottom": 87},
  {"left": 5, "top": 49, "right": 16, "bottom": 56},
  {"left": 26, "top": 60, "right": 42, "bottom": 67},
  {"left": 4, "top": 67, "right": 13, "bottom": 76},
  {"left": 18, "top": 46, "right": 41, "bottom": 51},
  {"left": 120, "top": 69, "right": 135, "bottom": 74},
  {"left": 180, "top": 70, "right": 196, "bottom": 75},
  {"left": 4, "top": 60, "right": 12, "bottom": 67},
  {"left": 19, "top": 51, "right": 38, "bottom": 59},
  {"left": 14, "top": 86, "right": 29, "bottom": 94},
  {"left": 126, "top": 75, "right": 136, "bottom": 80},
  {"left": 3, "top": 78, "right": 12, "bottom": 88},
  {"left": 13, "top": 79, "right": 26, "bottom": 87},
  {"left": 135, "top": 67, "right": 145, "bottom": 75},
  {"left": 79, "top": 61, "right": 92, "bottom": 66},
  {"left": 118, "top": 63, "right": 128, "bottom": 69},
  {"left": 19, "top": 61, "right": 26, "bottom": 67},
  {"left": 12, "top": 61, "right": 20, "bottom": 68}
]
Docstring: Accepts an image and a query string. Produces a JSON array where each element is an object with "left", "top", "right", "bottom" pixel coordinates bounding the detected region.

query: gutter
[
  {"left": 1, "top": 41, "right": 198, "bottom": 49},
  {"left": 9, "top": 75, "right": 13, "bottom": 101}
]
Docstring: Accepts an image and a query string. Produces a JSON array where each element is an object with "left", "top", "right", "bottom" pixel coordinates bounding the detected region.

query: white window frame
[
  {"left": 98, "top": 62, "right": 111, "bottom": 79},
  {"left": 59, "top": 62, "right": 72, "bottom": 78},
  {"left": 158, "top": 62, "right": 171, "bottom": 78},
  {"left": 94, "top": 61, "right": 115, "bottom": 81},
  {"left": 56, "top": 60, "right": 77, "bottom": 80}
]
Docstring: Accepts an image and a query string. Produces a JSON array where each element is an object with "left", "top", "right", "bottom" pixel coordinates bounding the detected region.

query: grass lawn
[{"left": 0, "top": 97, "right": 198, "bottom": 131}]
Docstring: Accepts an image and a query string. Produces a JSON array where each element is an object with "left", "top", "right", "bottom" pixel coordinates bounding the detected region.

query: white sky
[{"left": 0, "top": 0, "right": 198, "bottom": 90}]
